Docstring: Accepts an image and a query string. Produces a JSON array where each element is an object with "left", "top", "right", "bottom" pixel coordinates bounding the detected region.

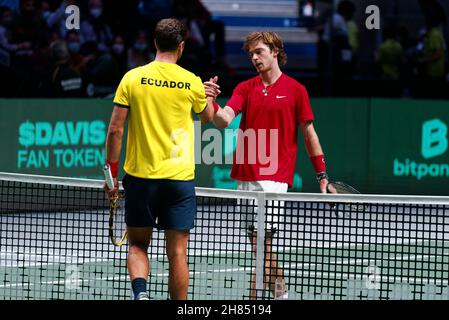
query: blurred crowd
[
  {"left": 0, "top": 0, "right": 448, "bottom": 99},
  {"left": 314, "top": 0, "right": 448, "bottom": 98},
  {"left": 0, "top": 0, "right": 230, "bottom": 97}
]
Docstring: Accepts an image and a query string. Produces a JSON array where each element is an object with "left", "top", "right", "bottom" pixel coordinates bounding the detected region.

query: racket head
[
  {"left": 326, "top": 181, "right": 367, "bottom": 217},
  {"left": 326, "top": 181, "right": 361, "bottom": 194},
  {"left": 109, "top": 191, "right": 127, "bottom": 246}
]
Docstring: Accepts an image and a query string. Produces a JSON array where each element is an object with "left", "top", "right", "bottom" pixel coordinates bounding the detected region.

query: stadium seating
[{"left": 202, "top": 0, "right": 318, "bottom": 73}]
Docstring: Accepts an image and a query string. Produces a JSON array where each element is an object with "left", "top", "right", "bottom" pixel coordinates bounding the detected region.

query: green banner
[
  {"left": 294, "top": 98, "right": 370, "bottom": 193},
  {"left": 0, "top": 99, "right": 116, "bottom": 179},
  {"left": 1, "top": 98, "right": 448, "bottom": 195},
  {"left": 369, "top": 99, "right": 449, "bottom": 195}
]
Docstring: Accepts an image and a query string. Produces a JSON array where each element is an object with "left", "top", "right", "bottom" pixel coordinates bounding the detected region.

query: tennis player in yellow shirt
[{"left": 104, "top": 18, "right": 218, "bottom": 300}]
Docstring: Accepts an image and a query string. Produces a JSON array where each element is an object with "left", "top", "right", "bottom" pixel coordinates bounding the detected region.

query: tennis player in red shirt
[{"left": 204, "top": 31, "right": 328, "bottom": 299}]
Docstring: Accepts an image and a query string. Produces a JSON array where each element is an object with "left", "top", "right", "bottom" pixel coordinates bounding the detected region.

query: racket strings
[
  {"left": 333, "top": 185, "right": 350, "bottom": 193},
  {"left": 109, "top": 193, "right": 127, "bottom": 247},
  {"left": 329, "top": 182, "right": 360, "bottom": 194}
]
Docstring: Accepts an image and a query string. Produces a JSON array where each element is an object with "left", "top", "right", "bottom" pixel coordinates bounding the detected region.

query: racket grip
[{"left": 103, "top": 164, "right": 115, "bottom": 189}]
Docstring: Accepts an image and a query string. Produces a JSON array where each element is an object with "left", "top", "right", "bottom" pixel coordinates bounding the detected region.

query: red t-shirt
[{"left": 226, "top": 73, "right": 314, "bottom": 187}]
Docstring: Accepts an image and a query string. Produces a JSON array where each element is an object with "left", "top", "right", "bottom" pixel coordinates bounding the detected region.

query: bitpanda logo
[{"left": 394, "top": 119, "right": 448, "bottom": 180}]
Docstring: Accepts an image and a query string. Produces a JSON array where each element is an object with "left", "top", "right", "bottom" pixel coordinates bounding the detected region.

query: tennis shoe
[{"left": 135, "top": 292, "right": 150, "bottom": 300}]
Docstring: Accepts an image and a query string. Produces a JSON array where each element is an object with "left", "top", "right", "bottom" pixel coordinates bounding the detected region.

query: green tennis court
[{"left": 1, "top": 242, "right": 448, "bottom": 300}]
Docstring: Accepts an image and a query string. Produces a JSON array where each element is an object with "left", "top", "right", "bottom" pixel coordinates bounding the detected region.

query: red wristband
[
  {"left": 212, "top": 101, "right": 220, "bottom": 113},
  {"left": 310, "top": 155, "right": 326, "bottom": 174},
  {"left": 106, "top": 160, "right": 118, "bottom": 177}
]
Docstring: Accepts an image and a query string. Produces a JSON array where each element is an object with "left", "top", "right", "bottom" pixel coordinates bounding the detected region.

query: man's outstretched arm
[{"left": 203, "top": 76, "right": 236, "bottom": 128}]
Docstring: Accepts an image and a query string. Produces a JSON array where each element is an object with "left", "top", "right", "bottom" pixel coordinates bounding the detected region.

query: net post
[{"left": 255, "top": 191, "right": 266, "bottom": 299}]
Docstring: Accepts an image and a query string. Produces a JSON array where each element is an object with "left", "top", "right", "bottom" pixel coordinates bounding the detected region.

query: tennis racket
[
  {"left": 104, "top": 164, "right": 127, "bottom": 247},
  {"left": 326, "top": 181, "right": 367, "bottom": 217},
  {"left": 326, "top": 181, "right": 361, "bottom": 195}
]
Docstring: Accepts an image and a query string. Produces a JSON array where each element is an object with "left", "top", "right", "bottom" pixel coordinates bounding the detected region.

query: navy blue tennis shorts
[{"left": 122, "top": 174, "right": 196, "bottom": 230}]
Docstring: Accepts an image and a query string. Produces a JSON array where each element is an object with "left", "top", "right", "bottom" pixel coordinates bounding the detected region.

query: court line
[
  {"left": 286, "top": 270, "right": 449, "bottom": 287},
  {"left": 1, "top": 250, "right": 447, "bottom": 289},
  {"left": 282, "top": 254, "right": 442, "bottom": 269},
  {"left": 0, "top": 251, "right": 108, "bottom": 268}
]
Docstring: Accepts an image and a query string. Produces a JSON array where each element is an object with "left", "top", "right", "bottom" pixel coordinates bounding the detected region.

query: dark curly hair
[{"left": 154, "top": 18, "right": 188, "bottom": 52}]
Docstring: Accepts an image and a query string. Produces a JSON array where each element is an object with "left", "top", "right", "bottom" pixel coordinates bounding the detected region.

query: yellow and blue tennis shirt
[{"left": 113, "top": 61, "right": 207, "bottom": 180}]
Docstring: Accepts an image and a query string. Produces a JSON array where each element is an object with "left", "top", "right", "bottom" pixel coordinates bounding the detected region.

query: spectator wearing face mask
[
  {"left": 66, "top": 31, "right": 81, "bottom": 55},
  {"left": 110, "top": 34, "right": 127, "bottom": 83},
  {"left": 48, "top": 40, "right": 84, "bottom": 97},
  {"left": 80, "top": 0, "right": 113, "bottom": 52},
  {"left": 64, "top": 30, "right": 94, "bottom": 75},
  {"left": 127, "top": 29, "right": 154, "bottom": 70}
]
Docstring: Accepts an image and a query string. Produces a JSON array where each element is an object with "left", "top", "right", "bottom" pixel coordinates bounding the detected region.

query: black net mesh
[{"left": 1, "top": 175, "right": 448, "bottom": 300}]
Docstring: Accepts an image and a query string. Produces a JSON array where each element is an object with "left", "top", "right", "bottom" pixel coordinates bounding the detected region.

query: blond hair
[{"left": 243, "top": 31, "right": 287, "bottom": 66}]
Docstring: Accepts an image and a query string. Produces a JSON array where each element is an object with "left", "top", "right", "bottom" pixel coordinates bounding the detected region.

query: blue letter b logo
[{"left": 422, "top": 119, "right": 447, "bottom": 159}]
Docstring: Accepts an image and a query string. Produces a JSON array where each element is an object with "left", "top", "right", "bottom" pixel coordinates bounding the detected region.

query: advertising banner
[{"left": 1, "top": 98, "right": 447, "bottom": 195}]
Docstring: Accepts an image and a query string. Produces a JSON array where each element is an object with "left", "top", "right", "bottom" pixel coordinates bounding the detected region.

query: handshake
[{"left": 203, "top": 76, "right": 221, "bottom": 102}]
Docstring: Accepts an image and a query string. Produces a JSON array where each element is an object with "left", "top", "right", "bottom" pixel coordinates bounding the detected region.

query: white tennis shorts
[{"left": 237, "top": 180, "right": 288, "bottom": 234}]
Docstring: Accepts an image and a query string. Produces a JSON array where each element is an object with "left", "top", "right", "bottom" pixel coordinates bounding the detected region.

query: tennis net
[{"left": 1, "top": 172, "right": 448, "bottom": 300}]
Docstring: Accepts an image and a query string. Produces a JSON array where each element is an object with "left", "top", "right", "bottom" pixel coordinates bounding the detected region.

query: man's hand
[
  {"left": 326, "top": 180, "right": 338, "bottom": 194},
  {"left": 319, "top": 178, "right": 328, "bottom": 194},
  {"left": 104, "top": 177, "right": 119, "bottom": 201},
  {"left": 204, "top": 76, "right": 221, "bottom": 100}
]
